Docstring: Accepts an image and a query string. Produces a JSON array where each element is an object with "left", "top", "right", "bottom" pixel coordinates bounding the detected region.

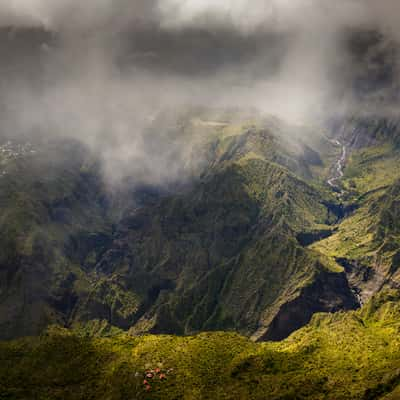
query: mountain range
[{"left": 1, "top": 25, "right": 400, "bottom": 400}]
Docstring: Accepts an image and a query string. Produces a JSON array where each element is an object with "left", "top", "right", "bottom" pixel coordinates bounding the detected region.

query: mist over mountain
[
  {"left": 1, "top": 3, "right": 400, "bottom": 399},
  {"left": 0, "top": 0, "right": 399, "bottom": 186}
]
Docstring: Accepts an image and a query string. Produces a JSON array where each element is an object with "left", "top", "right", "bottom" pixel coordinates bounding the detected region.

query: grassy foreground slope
[{"left": 1, "top": 290, "right": 400, "bottom": 400}]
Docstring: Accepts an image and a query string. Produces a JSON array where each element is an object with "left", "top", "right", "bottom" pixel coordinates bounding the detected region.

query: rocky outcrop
[{"left": 257, "top": 270, "right": 359, "bottom": 341}]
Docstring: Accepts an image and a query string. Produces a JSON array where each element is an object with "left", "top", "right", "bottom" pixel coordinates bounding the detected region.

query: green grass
[
  {"left": 1, "top": 291, "right": 400, "bottom": 400},
  {"left": 312, "top": 140, "right": 400, "bottom": 283},
  {"left": 311, "top": 199, "right": 377, "bottom": 260},
  {"left": 343, "top": 144, "right": 400, "bottom": 198}
]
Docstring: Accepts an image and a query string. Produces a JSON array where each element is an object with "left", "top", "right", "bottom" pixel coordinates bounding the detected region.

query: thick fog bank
[{"left": 0, "top": 1, "right": 399, "bottom": 185}]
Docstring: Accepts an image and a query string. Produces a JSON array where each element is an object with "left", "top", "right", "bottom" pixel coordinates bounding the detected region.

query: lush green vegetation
[
  {"left": 0, "top": 116, "right": 351, "bottom": 342},
  {"left": 1, "top": 290, "right": 400, "bottom": 400},
  {"left": 312, "top": 138, "right": 400, "bottom": 299},
  {"left": 1, "top": 109, "right": 400, "bottom": 399},
  {"left": 96, "top": 120, "right": 351, "bottom": 341}
]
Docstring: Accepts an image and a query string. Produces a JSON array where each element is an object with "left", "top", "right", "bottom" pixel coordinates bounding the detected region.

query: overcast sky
[{"left": 0, "top": 1, "right": 398, "bottom": 185}]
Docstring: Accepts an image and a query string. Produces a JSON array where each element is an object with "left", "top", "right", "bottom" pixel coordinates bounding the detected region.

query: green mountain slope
[
  {"left": 84, "top": 121, "right": 356, "bottom": 341},
  {"left": 0, "top": 114, "right": 358, "bottom": 341},
  {"left": 1, "top": 290, "right": 400, "bottom": 400},
  {"left": 0, "top": 102, "right": 398, "bottom": 349},
  {"left": 2, "top": 26, "right": 400, "bottom": 400},
  {"left": 312, "top": 119, "right": 400, "bottom": 305},
  {"left": 0, "top": 137, "right": 114, "bottom": 339}
]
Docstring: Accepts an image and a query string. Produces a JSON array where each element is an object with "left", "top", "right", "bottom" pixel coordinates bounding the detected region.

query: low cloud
[{"left": 0, "top": 1, "right": 399, "bottom": 186}]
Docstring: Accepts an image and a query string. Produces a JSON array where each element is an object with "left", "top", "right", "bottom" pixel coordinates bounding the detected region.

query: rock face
[{"left": 259, "top": 270, "right": 358, "bottom": 341}]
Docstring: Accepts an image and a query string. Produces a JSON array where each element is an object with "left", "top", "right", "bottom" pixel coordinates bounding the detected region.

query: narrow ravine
[
  {"left": 327, "top": 139, "right": 347, "bottom": 191},
  {"left": 324, "top": 138, "right": 365, "bottom": 308}
]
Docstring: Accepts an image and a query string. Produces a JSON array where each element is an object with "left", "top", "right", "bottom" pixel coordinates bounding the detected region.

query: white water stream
[{"left": 327, "top": 140, "right": 347, "bottom": 189}]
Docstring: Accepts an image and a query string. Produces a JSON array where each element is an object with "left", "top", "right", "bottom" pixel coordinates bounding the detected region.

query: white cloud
[
  {"left": 0, "top": 0, "right": 368, "bottom": 32},
  {"left": 157, "top": 0, "right": 275, "bottom": 32}
]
